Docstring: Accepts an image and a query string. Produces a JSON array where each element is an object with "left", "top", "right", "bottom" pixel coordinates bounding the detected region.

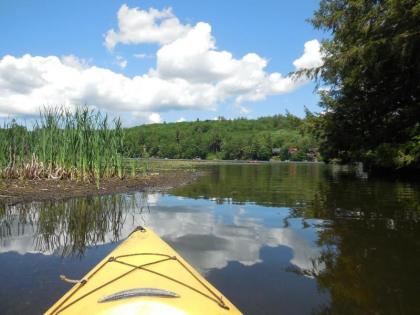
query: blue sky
[{"left": 0, "top": 1, "right": 324, "bottom": 125}]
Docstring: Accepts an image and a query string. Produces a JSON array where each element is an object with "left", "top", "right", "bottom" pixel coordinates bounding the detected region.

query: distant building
[
  {"left": 288, "top": 147, "right": 298, "bottom": 155},
  {"left": 272, "top": 148, "right": 281, "bottom": 155},
  {"left": 306, "top": 148, "right": 319, "bottom": 161}
]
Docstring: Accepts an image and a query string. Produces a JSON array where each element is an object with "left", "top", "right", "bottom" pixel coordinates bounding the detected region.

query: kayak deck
[{"left": 45, "top": 227, "right": 242, "bottom": 315}]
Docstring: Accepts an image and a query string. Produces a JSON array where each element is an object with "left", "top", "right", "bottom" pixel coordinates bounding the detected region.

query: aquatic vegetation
[{"left": 0, "top": 107, "right": 128, "bottom": 184}]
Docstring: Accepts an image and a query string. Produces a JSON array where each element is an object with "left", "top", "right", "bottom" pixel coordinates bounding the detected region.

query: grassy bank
[
  {"left": 0, "top": 169, "right": 199, "bottom": 205},
  {"left": 0, "top": 107, "right": 139, "bottom": 186}
]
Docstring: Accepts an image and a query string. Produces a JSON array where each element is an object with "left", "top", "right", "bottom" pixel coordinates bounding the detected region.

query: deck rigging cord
[{"left": 50, "top": 227, "right": 229, "bottom": 314}]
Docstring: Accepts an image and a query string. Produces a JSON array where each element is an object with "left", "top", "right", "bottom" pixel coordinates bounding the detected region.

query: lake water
[{"left": 0, "top": 163, "right": 419, "bottom": 314}]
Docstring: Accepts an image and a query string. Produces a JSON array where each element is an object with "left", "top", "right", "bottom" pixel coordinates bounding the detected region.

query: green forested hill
[{"left": 124, "top": 113, "right": 318, "bottom": 161}]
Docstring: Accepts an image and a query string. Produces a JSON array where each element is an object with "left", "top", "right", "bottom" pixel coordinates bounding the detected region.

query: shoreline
[
  {"left": 138, "top": 158, "right": 323, "bottom": 164},
  {"left": 0, "top": 170, "right": 201, "bottom": 205}
]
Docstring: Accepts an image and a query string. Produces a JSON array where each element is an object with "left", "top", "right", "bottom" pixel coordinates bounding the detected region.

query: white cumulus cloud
[
  {"left": 0, "top": 4, "right": 323, "bottom": 119},
  {"left": 133, "top": 111, "right": 162, "bottom": 124},
  {"left": 104, "top": 5, "right": 191, "bottom": 50},
  {"left": 0, "top": 54, "right": 220, "bottom": 116},
  {"left": 148, "top": 112, "right": 162, "bottom": 124},
  {"left": 293, "top": 39, "right": 324, "bottom": 70},
  {"left": 133, "top": 53, "right": 153, "bottom": 59},
  {"left": 115, "top": 55, "right": 127, "bottom": 68}
]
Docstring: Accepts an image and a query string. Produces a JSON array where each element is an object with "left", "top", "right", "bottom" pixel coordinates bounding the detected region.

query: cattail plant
[{"left": 0, "top": 107, "right": 130, "bottom": 186}]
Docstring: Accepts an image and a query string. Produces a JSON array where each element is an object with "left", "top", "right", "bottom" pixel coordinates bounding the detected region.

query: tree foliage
[
  {"left": 124, "top": 114, "right": 319, "bottom": 161},
  {"left": 309, "top": 0, "right": 420, "bottom": 171}
]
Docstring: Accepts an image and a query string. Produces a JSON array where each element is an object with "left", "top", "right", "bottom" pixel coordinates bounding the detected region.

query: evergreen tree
[{"left": 308, "top": 0, "right": 420, "bottom": 171}]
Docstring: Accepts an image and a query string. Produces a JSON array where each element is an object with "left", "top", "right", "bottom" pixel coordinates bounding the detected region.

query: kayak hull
[{"left": 45, "top": 227, "right": 242, "bottom": 315}]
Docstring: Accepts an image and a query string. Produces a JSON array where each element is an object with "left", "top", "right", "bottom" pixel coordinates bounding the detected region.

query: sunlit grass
[{"left": 0, "top": 107, "right": 128, "bottom": 185}]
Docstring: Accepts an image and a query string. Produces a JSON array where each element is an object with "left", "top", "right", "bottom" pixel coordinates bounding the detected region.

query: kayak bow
[{"left": 45, "top": 226, "right": 242, "bottom": 315}]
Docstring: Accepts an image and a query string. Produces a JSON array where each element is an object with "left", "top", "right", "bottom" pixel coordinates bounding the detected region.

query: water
[{"left": 0, "top": 163, "right": 419, "bottom": 314}]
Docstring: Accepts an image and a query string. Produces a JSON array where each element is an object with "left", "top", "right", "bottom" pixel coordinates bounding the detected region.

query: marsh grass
[{"left": 0, "top": 107, "right": 128, "bottom": 185}]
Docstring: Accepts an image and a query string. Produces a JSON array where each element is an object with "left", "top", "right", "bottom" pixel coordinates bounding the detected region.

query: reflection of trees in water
[
  {"left": 288, "top": 179, "right": 420, "bottom": 315},
  {"left": 311, "top": 221, "right": 420, "bottom": 314},
  {"left": 0, "top": 193, "right": 148, "bottom": 257},
  {"left": 172, "top": 163, "right": 386, "bottom": 208},
  {"left": 172, "top": 163, "right": 420, "bottom": 313},
  {"left": 172, "top": 163, "right": 325, "bottom": 207}
]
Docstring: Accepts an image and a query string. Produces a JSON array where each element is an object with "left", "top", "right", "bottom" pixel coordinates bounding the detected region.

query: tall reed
[{"left": 0, "top": 107, "right": 126, "bottom": 185}]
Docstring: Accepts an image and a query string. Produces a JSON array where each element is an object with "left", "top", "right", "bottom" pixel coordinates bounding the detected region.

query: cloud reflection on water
[{"left": 0, "top": 192, "right": 324, "bottom": 276}]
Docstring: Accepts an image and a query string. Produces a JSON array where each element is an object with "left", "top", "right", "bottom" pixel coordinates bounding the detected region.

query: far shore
[{"left": 135, "top": 157, "right": 323, "bottom": 164}]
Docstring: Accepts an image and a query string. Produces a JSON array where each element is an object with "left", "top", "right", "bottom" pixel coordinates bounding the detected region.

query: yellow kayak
[{"left": 45, "top": 227, "right": 242, "bottom": 315}]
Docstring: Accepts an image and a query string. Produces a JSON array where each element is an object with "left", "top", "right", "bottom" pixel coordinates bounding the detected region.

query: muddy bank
[{"left": 0, "top": 170, "right": 201, "bottom": 205}]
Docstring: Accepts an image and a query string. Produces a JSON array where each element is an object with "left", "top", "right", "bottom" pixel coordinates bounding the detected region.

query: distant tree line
[{"left": 123, "top": 113, "right": 319, "bottom": 161}]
